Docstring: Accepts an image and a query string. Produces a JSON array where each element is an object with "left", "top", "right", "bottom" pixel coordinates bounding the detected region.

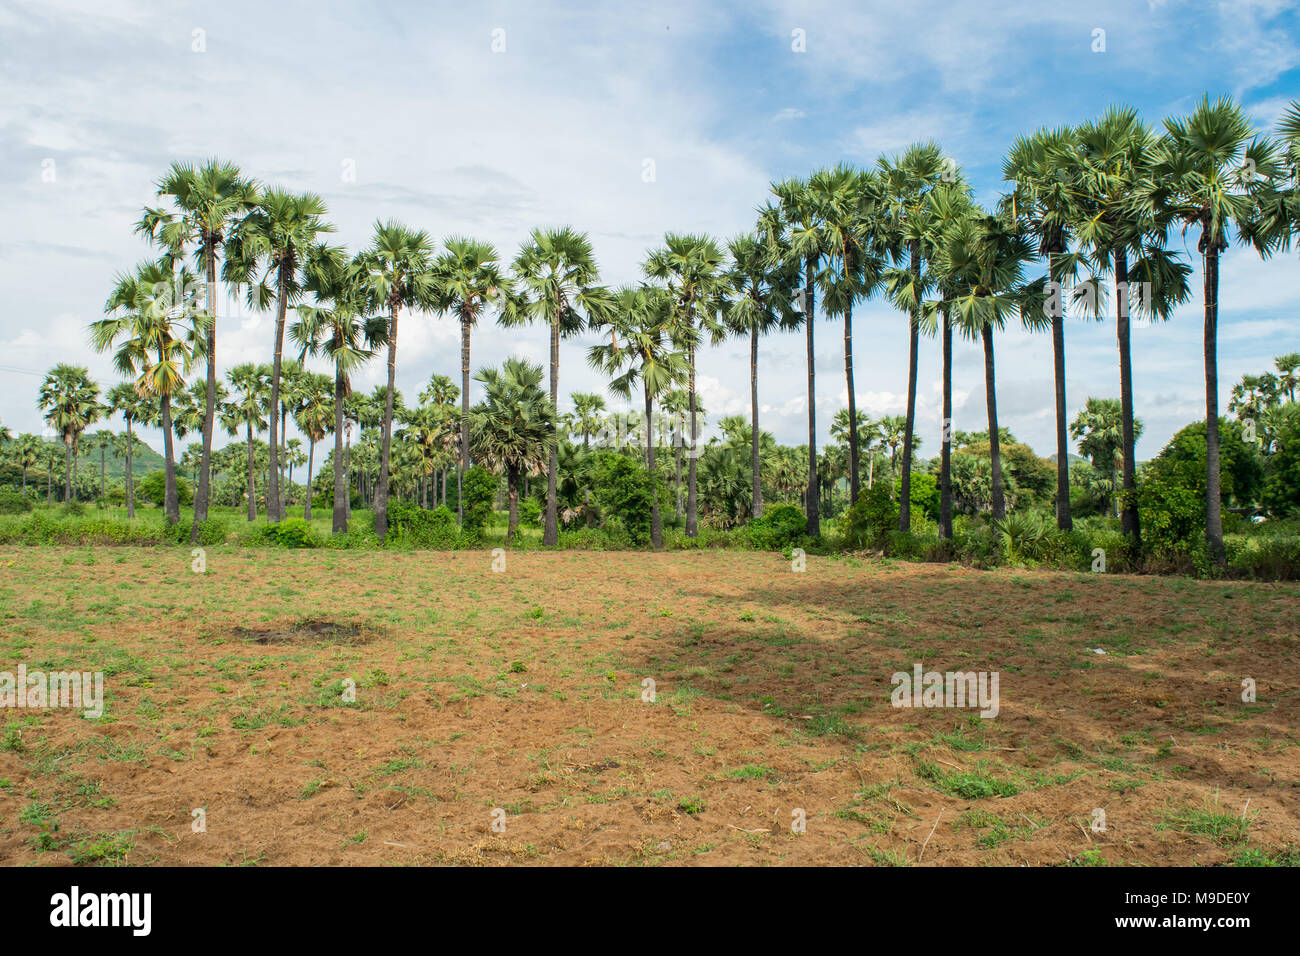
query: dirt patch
[{"left": 229, "top": 617, "right": 380, "bottom": 646}]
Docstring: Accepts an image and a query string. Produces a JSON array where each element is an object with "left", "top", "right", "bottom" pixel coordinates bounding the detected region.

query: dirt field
[{"left": 0, "top": 545, "right": 1297, "bottom": 866}]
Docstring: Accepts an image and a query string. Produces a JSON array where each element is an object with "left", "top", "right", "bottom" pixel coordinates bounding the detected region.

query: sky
[{"left": 2, "top": 0, "right": 1299, "bottom": 463}]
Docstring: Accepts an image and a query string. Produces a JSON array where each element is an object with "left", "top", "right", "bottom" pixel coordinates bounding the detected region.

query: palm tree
[
  {"left": 106, "top": 381, "right": 149, "bottom": 518},
  {"left": 770, "top": 178, "right": 830, "bottom": 534},
  {"left": 357, "top": 221, "right": 436, "bottom": 541},
  {"left": 431, "top": 237, "right": 505, "bottom": 526},
  {"left": 645, "top": 233, "right": 726, "bottom": 537},
  {"left": 1003, "top": 125, "right": 1090, "bottom": 531},
  {"left": 879, "top": 143, "right": 947, "bottom": 532},
  {"left": 13, "top": 434, "right": 41, "bottom": 497},
  {"left": 1070, "top": 397, "right": 1142, "bottom": 517},
  {"left": 877, "top": 415, "right": 909, "bottom": 492},
  {"left": 502, "top": 228, "right": 612, "bottom": 545},
  {"left": 38, "top": 365, "right": 101, "bottom": 504},
  {"left": 224, "top": 189, "right": 333, "bottom": 521},
  {"left": 589, "top": 285, "right": 688, "bottom": 548},
  {"left": 225, "top": 363, "right": 271, "bottom": 521},
  {"left": 1073, "top": 107, "right": 1191, "bottom": 548},
  {"left": 723, "top": 231, "right": 799, "bottom": 517},
  {"left": 294, "top": 372, "right": 333, "bottom": 522},
  {"left": 1154, "top": 95, "right": 1281, "bottom": 564},
  {"left": 89, "top": 429, "right": 115, "bottom": 504},
  {"left": 815, "top": 165, "right": 888, "bottom": 505},
  {"left": 469, "top": 358, "right": 556, "bottom": 543},
  {"left": 294, "top": 245, "right": 387, "bottom": 533},
  {"left": 137, "top": 160, "right": 258, "bottom": 540}
]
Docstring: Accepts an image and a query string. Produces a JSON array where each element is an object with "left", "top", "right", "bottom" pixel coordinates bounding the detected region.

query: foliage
[
  {"left": 0, "top": 490, "right": 32, "bottom": 514},
  {"left": 137, "top": 470, "right": 193, "bottom": 506},
  {"left": 840, "top": 484, "right": 898, "bottom": 549},
  {"left": 589, "top": 453, "right": 659, "bottom": 546},
  {"left": 746, "top": 503, "right": 807, "bottom": 550}
]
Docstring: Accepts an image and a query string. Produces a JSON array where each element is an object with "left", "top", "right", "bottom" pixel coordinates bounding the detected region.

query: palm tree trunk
[
  {"left": 1052, "top": 312, "right": 1072, "bottom": 530},
  {"left": 506, "top": 466, "right": 520, "bottom": 544},
  {"left": 543, "top": 316, "right": 560, "bottom": 546},
  {"left": 803, "top": 254, "right": 819, "bottom": 536},
  {"left": 46, "top": 457, "right": 52, "bottom": 505},
  {"left": 267, "top": 272, "right": 288, "bottom": 522},
  {"left": 99, "top": 445, "right": 106, "bottom": 503},
  {"left": 750, "top": 324, "right": 763, "bottom": 518},
  {"left": 1115, "top": 247, "right": 1140, "bottom": 545},
  {"left": 375, "top": 306, "right": 399, "bottom": 542},
  {"left": 304, "top": 440, "right": 314, "bottom": 522},
  {"left": 646, "top": 382, "right": 662, "bottom": 549},
  {"left": 845, "top": 300, "right": 860, "bottom": 507},
  {"left": 192, "top": 244, "right": 217, "bottom": 543},
  {"left": 345, "top": 429, "right": 352, "bottom": 520},
  {"left": 245, "top": 422, "right": 256, "bottom": 522},
  {"left": 686, "top": 343, "right": 699, "bottom": 537},
  {"left": 940, "top": 305, "right": 953, "bottom": 539},
  {"left": 125, "top": 421, "right": 135, "bottom": 519},
  {"left": 332, "top": 371, "right": 347, "bottom": 534},
  {"left": 458, "top": 316, "right": 471, "bottom": 526},
  {"left": 161, "top": 394, "right": 179, "bottom": 525},
  {"left": 1204, "top": 238, "right": 1225, "bottom": 564},
  {"left": 899, "top": 241, "right": 920, "bottom": 532},
  {"left": 63, "top": 437, "right": 72, "bottom": 503},
  {"left": 982, "top": 323, "right": 1006, "bottom": 521}
]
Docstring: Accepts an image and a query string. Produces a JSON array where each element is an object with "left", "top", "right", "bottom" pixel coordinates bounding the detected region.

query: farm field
[{"left": 0, "top": 546, "right": 1297, "bottom": 867}]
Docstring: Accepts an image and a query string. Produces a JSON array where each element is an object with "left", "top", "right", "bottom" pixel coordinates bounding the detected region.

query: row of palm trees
[{"left": 68, "top": 94, "right": 1300, "bottom": 563}]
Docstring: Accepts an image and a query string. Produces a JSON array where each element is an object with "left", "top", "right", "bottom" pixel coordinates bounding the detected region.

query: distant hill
[
  {"left": 1048, "top": 452, "right": 1090, "bottom": 467},
  {"left": 40, "top": 437, "right": 166, "bottom": 481}
]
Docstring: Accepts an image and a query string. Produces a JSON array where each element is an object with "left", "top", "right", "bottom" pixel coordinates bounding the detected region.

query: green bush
[
  {"left": 0, "top": 490, "right": 32, "bottom": 514},
  {"left": 746, "top": 503, "right": 807, "bottom": 550},
  {"left": 894, "top": 472, "right": 940, "bottom": 521},
  {"left": 841, "top": 484, "right": 898, "bottom": 549},
  {"left": 460, "top": 466, "right": 496, "bottom": 534},
  {"left": 1263, "top": 415, "right": 1300, "bottom": 518},
  {"left": 137, "top": 470, "right": 193, "bottom": 507},
  {"left": 252, "top": 516, "right": 320, "bottom": 549},
  {"left": 387, "top": 502, "right": 462, "bottom": 548},
  {"left": 590, "top": 453, "right": 658, "bottom": 546}
]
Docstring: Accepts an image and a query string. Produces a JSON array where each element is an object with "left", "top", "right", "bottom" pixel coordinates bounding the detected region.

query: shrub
[
  {"left": 1263, "top": 415, "right": 1300, "bottom": 518},
  {"left": 746, "top": 503, "right": 807, "bottom": 551},
  {"left": 460, "top": 466, "right": 496, "bottom": 534},
  {"left": 253, "top": 517, "right": 320, "bottom": 549},
  {"left": 0, "top": 490, "right": 32, "bottom": 514},
  {"left": 387, "top": 502, "right": 461, "bottom": 548},
  {"left": 590, "top": 453, "right": 658, "bottom": 545},
  {"left": 893, "top": 472, "right": 940, "bottom": 521},
  {"left": 137, "top": 470, "right": 193, "bottom": 507},
  {"left": 840, "top": 484, "right": 897, "bottom": 549}
]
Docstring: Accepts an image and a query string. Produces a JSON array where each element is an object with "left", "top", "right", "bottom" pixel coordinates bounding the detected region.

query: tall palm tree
[
  {"left": 225, "top": 363, "right": 271, "bottom": 521},
  {"left": 1070, "top": 397, "right": 1142, "bottom": 517},
  {"left": 569, "top": 392, "right": 607, "bottom": 449},
  {"left": 502, "top": 228, "right": 612, "bottom": 545},
  {"left": 137, "top": 160, "right": 258, "bottom": 540},
  {"left": 645, "top": 233, "right": 726, "bottom": 537},
  {"left": 1073, "top": 107, "right": 1191, "bottom": 548},
  {"left": 38, "top": 365, "right": 101, "bottom": 504},
  {"left": 93, "top": 261, "right": 204, "bottom": 523},
  {"left": 1154, "top": 95, "right": 1281, "bottom": 564},
  {"left": 224, "top": 189, "right": 333, "bottom": 521},
  {"left": 106, "top": 381, "right": 148, "bottom": 518},
  {"left": 294, "top": 371, "right": 334, "bottom": 522},
  {"left": 1003, "top": 126, "right": 1089, "bottom": 530},
  {"left": 89, "top": 429, "right": 114, "bottom": 503},
  {"left": 13, "top": 434, "right": 41, "bottom": 497},
  {"left": 589, "top": 285, "right": 688, "bottom": 549},
  {"left": 469, "top": 358, "right": 556, "bottom": 543},
  {"left": 357, "top": 221, "right": 436, "bottom": 541},
  {"left": 879, "top": 143, "right": 947, "bottom": 532},
  {"left": 770, "top": 178, "right": 831, "bottom": 534},
  {"left": 723, "top": 231, "right": 799, "bottom": 517},
  {"left": 431, "top": 237, "right": 505, "bottom": 526},
  {"left": 935, "top": 207, "right": 1041, "bottom": 521},
  {"left": 294, "top": 245, "right": 387, "bottom": 533},
  {"left": 815, "top": 165, "right": 888, "bottom": 506}
]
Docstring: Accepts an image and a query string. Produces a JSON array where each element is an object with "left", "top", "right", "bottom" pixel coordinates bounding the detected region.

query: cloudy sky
[{"left": 2, "top": 0, "right": 1299, "bottom": 461}]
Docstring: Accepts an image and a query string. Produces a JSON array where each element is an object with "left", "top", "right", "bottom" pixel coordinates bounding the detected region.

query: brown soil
[{"left": 0, "top": 546, "right": 1296, "bottom": 866}]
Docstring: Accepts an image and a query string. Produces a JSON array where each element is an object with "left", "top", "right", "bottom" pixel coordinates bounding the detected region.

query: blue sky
[{"left": 2, "top": 0, "right": 1299, "bottom": 462}]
